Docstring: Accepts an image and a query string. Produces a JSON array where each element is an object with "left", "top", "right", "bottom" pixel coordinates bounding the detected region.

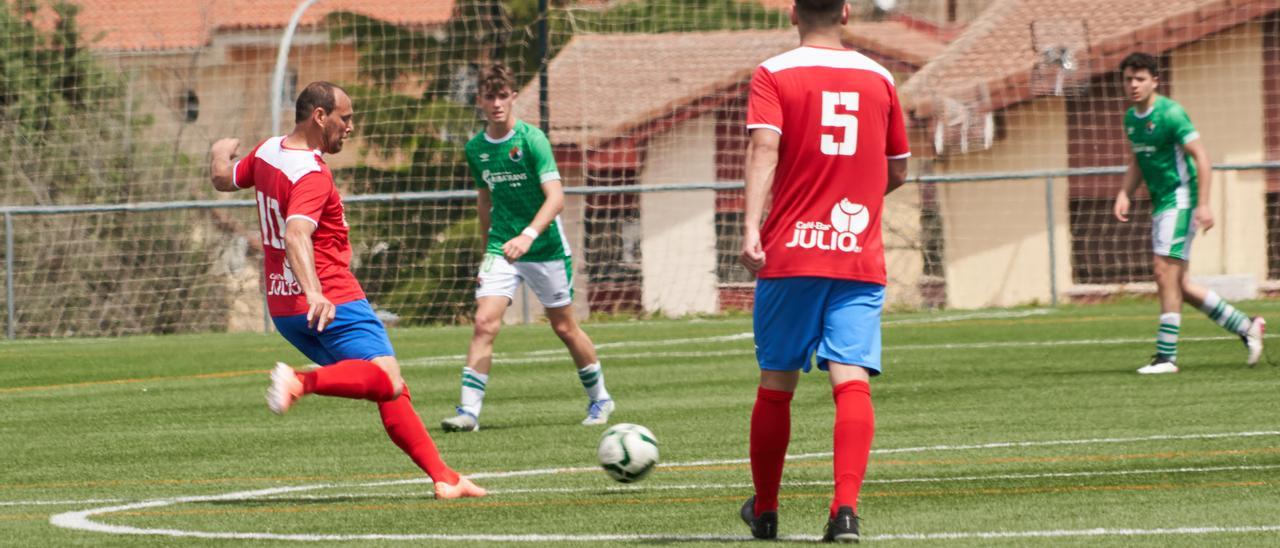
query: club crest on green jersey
[
  {"left": 508, "top": 145, "right": 523, "bottom": 162},
  {"left": 1145, "top": 120, "right": 1156, "bottom": 134}
]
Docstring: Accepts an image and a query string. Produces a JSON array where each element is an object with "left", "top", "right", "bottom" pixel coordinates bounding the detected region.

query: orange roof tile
[
  {"left": 843, "top": 20, "right": 947, "bottom": 66},
  {"left": 517, "top": 30, "right": 800, "bottom": 148},
  {"left": 903, "top": 0, "right": 1278, "bottom": 118},
  {"left": 518, "top": 25, "right": 944, "bottom": 147},
  {"left": 61, "top": 0, "right": 454, "bottom": 51}
]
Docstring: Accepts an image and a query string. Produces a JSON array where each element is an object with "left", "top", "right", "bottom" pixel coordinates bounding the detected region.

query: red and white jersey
[
  {"left": 234, "top": 136, "right": 365, "bottom": 317},
  {"left": 746, "top": 46, "right": 910, "bottom": 284}
]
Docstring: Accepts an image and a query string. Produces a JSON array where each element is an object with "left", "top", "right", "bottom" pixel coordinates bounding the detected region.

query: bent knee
[
  {"left": 371, "top": 357, "right": 405, "bottom": 397},
  {"left": 551, "top": 321, "right": 579, "bottom": 340},
  {"left": 473, "top": 316, "right": 502, "bottom": 339}
]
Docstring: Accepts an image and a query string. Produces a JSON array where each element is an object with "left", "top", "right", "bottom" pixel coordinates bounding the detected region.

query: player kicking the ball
[
  {"left": 738, "top": 0, "right": 909, "bottom": 542},
  {"left": 209, "top": 81, "right": 484, "bottom": 499},
  {"left": 439, "top": 64, "right": 614, "bottom": 432},
  {"left": 1113, "top": 52, "right": 1265, "bottom": 374}
]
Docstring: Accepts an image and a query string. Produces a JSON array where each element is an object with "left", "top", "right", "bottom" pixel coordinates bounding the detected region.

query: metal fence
[{"left": 2, "top": 163, "right": 1277, "bottom": 340}]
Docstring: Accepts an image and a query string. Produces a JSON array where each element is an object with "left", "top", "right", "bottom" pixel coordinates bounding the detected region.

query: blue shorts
[
  {"left": 753, "top": 277, "right": 884, "bottom": 375},
  {"left": 272, "top": 299, "right": 395, "bottom": 366}
]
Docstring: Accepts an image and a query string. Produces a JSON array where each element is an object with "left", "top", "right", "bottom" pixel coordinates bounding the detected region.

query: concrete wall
[
  {"left": 934, "top": 97, "right": 1073, "bottom": 308},
  {"left": 1170, "top": 22, "right": 1268, "bottom": 281},
  {"left": 637, "top": 115, "right": 720, "bottom": 317},
  {"left": 112, "top": 32, "right": 364, "bottom": 175}
]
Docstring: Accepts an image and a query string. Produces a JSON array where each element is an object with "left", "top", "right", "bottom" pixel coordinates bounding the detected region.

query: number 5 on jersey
[{"left": 821, "top": 91, "right": 859, "bottom": 156}]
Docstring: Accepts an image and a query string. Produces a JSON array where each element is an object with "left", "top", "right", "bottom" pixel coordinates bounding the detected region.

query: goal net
[{"left": 1, "top": 0, "right": 1276, "bottom": 337}]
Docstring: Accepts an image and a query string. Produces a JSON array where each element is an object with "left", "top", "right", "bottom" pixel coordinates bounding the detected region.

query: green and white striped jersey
[{"left": 1124, "top": 95, "right": 1201, "bottom": 214}]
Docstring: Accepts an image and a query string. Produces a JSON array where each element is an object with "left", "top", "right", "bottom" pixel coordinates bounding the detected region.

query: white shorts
[
  {"left": 1152, "top": 208, "right": 1195, "bottom": 261},
  {"left": 476, "top": 253, "right": 574, "bottom": 308}
]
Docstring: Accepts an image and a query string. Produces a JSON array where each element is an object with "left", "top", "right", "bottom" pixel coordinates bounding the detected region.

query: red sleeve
[
  {"left": 285, "top": 171, "right": 330, "bottom": 226},
  {"left": 885, "top": 86, "right": 910, "bottom": 159},
  {"left": 746, "top": 65, "right": 782, "bottom": 134},
  {"left": 232, "top": 142, "right": 263, "bottom": 189}
]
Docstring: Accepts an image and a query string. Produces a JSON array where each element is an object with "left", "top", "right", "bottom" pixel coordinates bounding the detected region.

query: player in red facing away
[
  {"left": 738, "top": 1, "right": 909, "bottom": 542},
  {"left": 209, "top": 81, "right": 484, "bottom": 500}
]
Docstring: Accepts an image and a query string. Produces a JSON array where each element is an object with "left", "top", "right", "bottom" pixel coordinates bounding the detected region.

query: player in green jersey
[
  {"left": 440, "top": 64, "right": 615, "bottom": 431},
  {"left": 1113, "top": 52, "right": 1264, "bottom": 374}
]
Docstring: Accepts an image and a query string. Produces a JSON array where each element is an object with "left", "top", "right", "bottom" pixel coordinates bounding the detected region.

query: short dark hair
[
  {"left": 1119, "top": 52, "right": 1160, "bottom": 78},
  {"left": 294, "top": 81, "right": 347, "bottom": 124},
  {"left": 794, "top": 0, "right": 845, "bottom": 26},
  {"left": 478, "top": 63, "right": 516, "bottom": 95}
]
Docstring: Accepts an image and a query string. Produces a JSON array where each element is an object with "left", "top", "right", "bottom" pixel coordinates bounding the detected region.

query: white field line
[
  {"left": 573, "top": 311, "right": 1043, "bottom": 330},
  {"left": 400, "top": 333, "right": 1266, "bottom": 368},
  {"left": 881, "top": 308, "right": 1054, "bottom": 325},
  {"left": 22, "top": 462, "right": 1280, "bottom": 509},
  {"left": 229, "top": 463, "right": 1280, "bottom": 500},
  {"left": 46, "top": 429, "right": 1280, "bottom": 541},
  {"left": 397, "top": 309, "right": 1075, "bottom": 367}
]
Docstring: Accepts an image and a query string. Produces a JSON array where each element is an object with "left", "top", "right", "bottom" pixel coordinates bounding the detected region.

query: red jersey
[
  {"left": 233, "top": 136, "right": 365, "bottom": 317},
  {"left": 746, "top": 46, "right": 910, "bottom": 284}
]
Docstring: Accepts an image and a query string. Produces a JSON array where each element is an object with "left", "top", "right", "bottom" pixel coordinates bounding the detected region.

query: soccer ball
[{"left": 597, "top": 423, "right": 659, "bottom": 483}]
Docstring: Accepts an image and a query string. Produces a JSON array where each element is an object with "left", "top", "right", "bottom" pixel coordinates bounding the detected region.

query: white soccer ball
[
  {"left": 597, "top": 423, "right": 659, "bottom": 483},
  {"left": 829, "top": 199, "right": 870, "bottom": 234}
]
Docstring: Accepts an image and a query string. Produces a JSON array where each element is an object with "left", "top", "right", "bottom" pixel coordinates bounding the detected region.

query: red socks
[
  {"left": 750, "top": 386, "right": 793, "bottom": 516},
  {"left": 378, "top": 385, "right": 460, "bottom": 485},
  {"left": 299, "top": 359, "right": 396, "bottom": 401},
  {"left": 831, "top": 380, "right": 874, "bottom": 516}
]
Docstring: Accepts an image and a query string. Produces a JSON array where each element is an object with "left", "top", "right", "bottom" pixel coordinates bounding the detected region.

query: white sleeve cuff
[
  {"left": 887, "top": 152, "right": 912, "bottom": 160},
  {"left": 540, "top": 171, "right": 561, "bottom": 184},
  {"left": 746, "top": 124, "right": 782, "bottom": 135},
  {"left": 1181, "top": 131, "right": 1200, "bottom": 144},
  {"left": 284, "top": 214, "right": 318, "bottom": 227},
  {"left": 232, "top": 160, "right": 246, "bottom": 188}
]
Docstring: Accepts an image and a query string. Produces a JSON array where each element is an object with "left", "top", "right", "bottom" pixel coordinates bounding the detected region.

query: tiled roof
[
  {"left": 902, "top": 0, "right": 1279, "bottom": 117},
  {"left": 517, "top": 24, "right": 945, "bottom": 147},
  {"left": 845, "top": 20, "right": 948, "bottom": 66},
  {"left": 516, "top": 30, "right": 799, "bottom": 148},
  {"left": 60, "top": 0, "right": 454, "bottom": 51}
]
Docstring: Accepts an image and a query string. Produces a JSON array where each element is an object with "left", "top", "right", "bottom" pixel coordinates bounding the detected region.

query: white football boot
[
  {"left": 440, "top": 407, "right": 480, "bottom": 432},
  {"left": 1137, "top": 355, "right": 1179, "bottom": 375},
  {"left": 1243, "top": 317, "right": 1266, "bottom": 367},
  {"left": 581, "top": 399, "right": 615, "bottom": 426}
]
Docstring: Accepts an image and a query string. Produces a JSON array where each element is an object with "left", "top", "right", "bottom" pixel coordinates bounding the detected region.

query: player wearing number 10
[
  {"left": 208, "top": 81, "right": 484, "bottom": 500},
  {"left": 739, "top": 0, "right": 909, "bottom": 543}
]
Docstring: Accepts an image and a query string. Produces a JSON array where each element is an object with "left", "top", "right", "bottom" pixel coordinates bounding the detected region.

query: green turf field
[{"left": 3, "top": 300, "right": 1279, "bottom": 546}]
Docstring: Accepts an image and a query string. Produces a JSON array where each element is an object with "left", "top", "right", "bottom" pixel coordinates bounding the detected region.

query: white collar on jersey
[{"left": 483, "top": 128, "right": 516, "bottom": 144}]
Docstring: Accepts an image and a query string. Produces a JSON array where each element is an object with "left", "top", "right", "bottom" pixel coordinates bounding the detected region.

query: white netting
[{"left": 1, "top": 0, "right": 1277, "bottom": 337}]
